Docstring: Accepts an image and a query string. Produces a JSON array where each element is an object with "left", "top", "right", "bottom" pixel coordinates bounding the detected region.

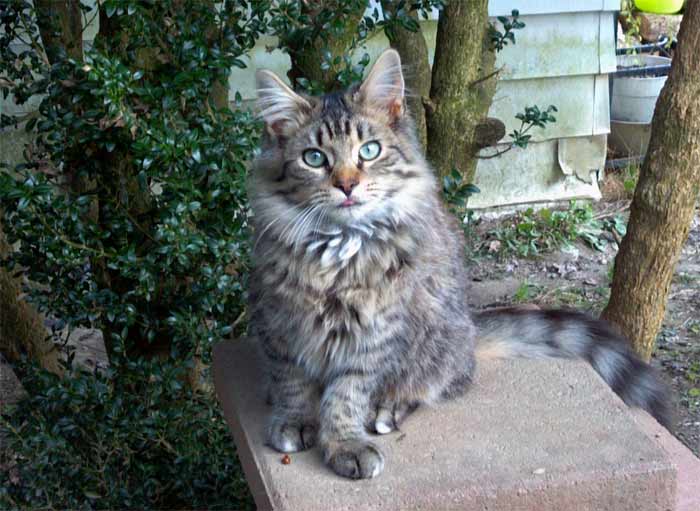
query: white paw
[
  {"left": 280, "top": 438, "right": 297, "bottom": 452},
  {"left": 375, "top": 420, "right": 393, "bottom": 434},
  {"left": 375, "top": 406, "right": 395, "bottom": 434}
]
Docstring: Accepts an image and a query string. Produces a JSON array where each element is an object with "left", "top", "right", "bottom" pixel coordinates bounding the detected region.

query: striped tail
[{"left": 473, "top": 307, "right": 672, "bottom": 429}]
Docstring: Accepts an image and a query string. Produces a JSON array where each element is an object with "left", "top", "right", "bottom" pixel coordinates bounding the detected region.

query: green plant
[
  {"left": 510, "top": 105, "right": 558, "bottom": 149},
  {"left": 378, "top": 0, "right": 446, "bottom": 41},
  {"left": 513, "top": 280, "right": 544, "bottom": 303},
  {"left": 442, "top": 167, "right": 481, "bottom": 213},
  {"left": 0, "top": 359, "right": 253, "bottom": 510},
  {"left": 485, "top": 202, "right": 607, "bottom": 258},
  {"left": 686, "top": 360, "right": 700, "bottom": 383},
  {"left": 604, "top": 214, "right": 628, "bottom": 238},
  {"left": 1, "top": 0, "right": 265, "bottom": 507},
  {"left": 441, "top": 168, "right": 481, "bottom": 255},
  {"left": 489, "top": 9, "right": 526, "bottom": 52},
  {"left": 623, "top": 163, "right": 640, "bottom": 195},
  {"left": 480, "top": 104, "right": 558, "bottom": 159},
  {"left": 684, "top": 382, "right": 700, "bottom": 413},
  {"left": 1, "top": 1, "right": 264, "bottom": 360}
]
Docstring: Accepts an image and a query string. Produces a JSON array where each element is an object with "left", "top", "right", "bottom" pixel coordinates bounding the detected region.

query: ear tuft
[
  {"left": 256, "top": 70, "right": 311, "bottom": 136},
  {"left": 358, "top": 49, "right": 405, "bottom": 119}
]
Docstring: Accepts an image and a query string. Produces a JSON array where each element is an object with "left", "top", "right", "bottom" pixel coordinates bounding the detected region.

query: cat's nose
[
  {"left": 332, "top": 166, "right": 362, "bottom": 197},
  {"left": 332, "top": 176, "right": 359, "bottom": 197}
]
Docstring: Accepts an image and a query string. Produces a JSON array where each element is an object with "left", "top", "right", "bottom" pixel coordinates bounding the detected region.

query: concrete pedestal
[{"left": 213, "top": 339, "right": 699, "bottom": 511}]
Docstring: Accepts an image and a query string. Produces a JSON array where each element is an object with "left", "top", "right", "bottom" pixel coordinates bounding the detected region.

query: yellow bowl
[{"left": 634, "top": 0, "right": 684, "bottom": 13}]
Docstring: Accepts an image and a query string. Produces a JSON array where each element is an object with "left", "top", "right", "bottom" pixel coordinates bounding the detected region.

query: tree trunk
[
  {"left": 601, "top": 3, "right": 700, "bottom": 362},
  {"left": 35, "top": 0, "right": 83, "bottom": 62},
  {"left": 204, "top": 0, "right": 230, "bottom": 110},
  {"left": 426, "top": 0, "right": 497, "bottom": 180},
  {"left": 286, "top": 2, "right": 365, "bottom": 91},
  {"left": 0, "top": 222, "right": 62, "bottom": 376},
  {"left": 380, "top": 1, "right": 431, "bottom": 148}
]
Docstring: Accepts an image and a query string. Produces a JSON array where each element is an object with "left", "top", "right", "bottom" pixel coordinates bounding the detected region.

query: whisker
[
  {"left": 292, "top": 205, "right": 325, "bottom": 249},
  {"left": 277, "top": 201, "right": 316, "bottom": 246},
  {"left": 285, "top": 204, "right": 319, "bottom": 247},
  {"left": 254, "top": 196, "right": 317, "bottom": 250}
]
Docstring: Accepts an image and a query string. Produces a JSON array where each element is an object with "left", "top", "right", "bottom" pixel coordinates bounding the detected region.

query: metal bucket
[{"left": 611, "top": 54, "right": 671, "bottom": 123}]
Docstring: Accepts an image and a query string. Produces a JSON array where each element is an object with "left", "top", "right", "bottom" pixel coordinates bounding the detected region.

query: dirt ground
[{"left": 466, "top": 201, "right": 700, "bottom": 457}]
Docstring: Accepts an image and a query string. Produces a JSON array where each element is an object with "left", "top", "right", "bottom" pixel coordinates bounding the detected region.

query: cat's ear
[
  {"left": 256, "top": 70, "right": 312, "bottom": 136},
  {"left": 358, "top": 49, "right": 405, "bottom": 120}
]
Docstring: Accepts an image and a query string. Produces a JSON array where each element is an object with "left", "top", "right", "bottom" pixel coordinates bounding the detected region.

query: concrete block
[
  {"left": 632, "top": 410, "right": 700, "bottom": 511},
  {"left": 214, "top": 339, "right": 682, "bottom": 511}
]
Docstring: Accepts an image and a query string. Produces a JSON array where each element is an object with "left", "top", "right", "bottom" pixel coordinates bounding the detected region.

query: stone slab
[
  {"left": 632, "top": 410, "right": 700, "bottom": 511},
  {"left": 213, "top": 339, "right": 678, "bottom": 511}
]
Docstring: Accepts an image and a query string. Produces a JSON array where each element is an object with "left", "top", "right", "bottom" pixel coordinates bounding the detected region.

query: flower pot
[{"left": 611, "top": 54, "right": 671, "bottom": 123}]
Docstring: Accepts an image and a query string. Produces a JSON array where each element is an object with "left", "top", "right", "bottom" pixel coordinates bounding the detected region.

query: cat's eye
[
  {"left": 302, "top": 149, "right": 327, "bottom": 168},
  {"left": 359, "top": 141, "right": 381, "bottom": 161}
]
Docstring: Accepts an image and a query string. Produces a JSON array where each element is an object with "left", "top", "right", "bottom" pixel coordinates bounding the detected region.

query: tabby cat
[{"left": 248, "top": 49, "right": 670, "bottom": 480}]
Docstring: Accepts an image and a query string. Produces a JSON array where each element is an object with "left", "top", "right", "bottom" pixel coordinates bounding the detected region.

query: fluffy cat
[{"left": 247, "top": 49, "right": 670, "bottom": 480}]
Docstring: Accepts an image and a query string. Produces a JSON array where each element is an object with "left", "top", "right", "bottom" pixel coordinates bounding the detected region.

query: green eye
[
  {"left": 302, "top": 149, "right": 327, "bottom": 168},
  {"left": 359, "top": 141, "right": 381, "bottom": 161}
]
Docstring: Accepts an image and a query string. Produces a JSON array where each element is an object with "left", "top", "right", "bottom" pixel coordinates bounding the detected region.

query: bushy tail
[{"left": 473, "top": 307, "right": 672, "bottom": 429}]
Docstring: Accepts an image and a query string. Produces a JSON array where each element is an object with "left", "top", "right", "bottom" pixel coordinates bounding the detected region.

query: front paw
[
  {"left": 325, "top": 440, "right": 385, "bottom": 479},
  {"left": 267, "top": 417, "right": 317, "bottom": 453}
]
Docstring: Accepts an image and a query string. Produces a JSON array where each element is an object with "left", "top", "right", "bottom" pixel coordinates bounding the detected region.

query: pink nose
[{"left": 333, "top": 177, "right": 358, "bottom": 197}]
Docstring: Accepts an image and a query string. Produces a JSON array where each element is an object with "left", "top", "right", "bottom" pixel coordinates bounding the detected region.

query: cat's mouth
[{"left": 339, "top": 198, "right": 359, "bottom": 208}]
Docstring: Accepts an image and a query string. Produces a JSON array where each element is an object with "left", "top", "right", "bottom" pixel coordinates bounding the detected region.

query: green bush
[
  {"left": 0, "top": 0, "right": 266, "bottom": 508},
  {"left": 1, "top": 0, "right": 264, "bottom": 362},
  {"left": 0, "top": 361, "right": 253, "bottom": 510}
]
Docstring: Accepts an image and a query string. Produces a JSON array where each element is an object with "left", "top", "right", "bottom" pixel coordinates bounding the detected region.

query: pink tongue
[{"left": 342, "top": 198, "right": 355, "bottom": 207}]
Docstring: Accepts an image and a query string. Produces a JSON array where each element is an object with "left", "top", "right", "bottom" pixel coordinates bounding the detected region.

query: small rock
[{"left": 533, "top": 468, "right": 546, "bottom": 475}]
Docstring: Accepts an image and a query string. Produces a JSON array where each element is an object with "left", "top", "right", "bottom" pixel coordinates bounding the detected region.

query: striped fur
[{"left": 248, "top": 50, "right": 670, "bottom": 480}]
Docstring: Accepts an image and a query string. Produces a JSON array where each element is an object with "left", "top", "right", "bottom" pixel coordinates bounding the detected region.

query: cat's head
[{"left": 252, "top": 49, "right": 436, "bottom": 243}]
